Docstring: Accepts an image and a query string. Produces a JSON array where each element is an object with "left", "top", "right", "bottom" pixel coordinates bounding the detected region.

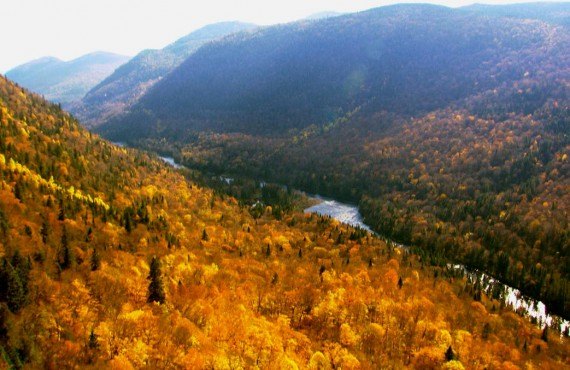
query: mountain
[
  {"left": 99, "top": 4, "right": 567, "bottom": 139},
  {"left": 70, "top": 21, "right": 257, "bottom": 127},
  {"left": 5, "top": 52, "right": 129, "bottom": 104},
  {"left": 461, "top": 2, "right": 570, "bottom": 27},
  {"left": 304, "top": 11, "right": 344, "bottom": 20},
  {"left": 1, "top": 74, "right": 569, "bottom": 368},
  {"left": 96, "top": 4, "right": 570, "bottom": 318}
]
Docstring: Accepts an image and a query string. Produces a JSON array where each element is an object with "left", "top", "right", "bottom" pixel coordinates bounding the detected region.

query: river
[
  {"left": 304, "top": 194, "right": 569, "bottom": 334},
  {"left": 154, "top": 154, "right": 570, "bottom": 333}
]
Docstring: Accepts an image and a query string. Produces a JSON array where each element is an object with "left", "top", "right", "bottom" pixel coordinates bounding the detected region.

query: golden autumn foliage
[{"left": 0, "top": 76, "right": 568, "bottom": 368}]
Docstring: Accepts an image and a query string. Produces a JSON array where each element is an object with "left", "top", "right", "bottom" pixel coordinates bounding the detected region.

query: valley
[{"left": 1, "top": 1, "right": 569, "bottom": 368}]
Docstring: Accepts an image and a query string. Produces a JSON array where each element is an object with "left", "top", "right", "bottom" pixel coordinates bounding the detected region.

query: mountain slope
[
  {"left": 6, "top": 52, "right": 129, "bottom": 104},
  {"left": 1, "top": 75, "right": 569, "bottom": 367},
  {"left": 70, "top": 22, "right": 256, "bottom": 127},
  {"left": 99, "top": 4, "right": 567, "bottom": 139},
  {"left": 461, "top": 2, "right": 570, "bottom": 27},
  {"left": 96, "top": 3, "right": 570, "bottom": 318}
]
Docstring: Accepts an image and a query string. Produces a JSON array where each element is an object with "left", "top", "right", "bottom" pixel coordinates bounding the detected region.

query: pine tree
[
  {"left": 201, "top": 229, "right": 209, "bottom": 241},
  {"left": 147, "top": 257, "right": 165, "bottom": 304},
  {"left": 482, "top": 322, "right": 491, "bottom": 339},
  {"left": 5, "top": 265, "right": 25, "bottom": 313},
  {"left": 58, "top": 226, "right": 72, "bottom": 270},
  {"left": 541, "top": 326, "right": 549, "bottom": 342},
  {"left": 445, "top": 346, "right": 456, "bottom": 361},
  {"left": 124, "top": 213, "right": 132, "bottom": 233},
  {"left": 10, "top": 251, "right": 30, "bottom": 296},
  {"left": 88, "top": 328, "right": 98, "bottom": 349},
  {"left": 90, "top": 248, "right": 100, "bottom": 271},
  {"left": 58, "top": 199, "right": 65, "bottom": 221},
  {"left": 40, "top": 219, "right": 49, "bottom": 244}
]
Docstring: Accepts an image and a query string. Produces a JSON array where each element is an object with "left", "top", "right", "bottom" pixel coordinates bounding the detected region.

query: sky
[{"left": 1, "top": 0, "right": 556, "bottom": 72}]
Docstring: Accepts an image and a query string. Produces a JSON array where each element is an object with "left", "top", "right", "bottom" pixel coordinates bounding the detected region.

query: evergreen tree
[
  {"left": 482, "top": 322, "right": 491, "bottom": 339},
  {"left": 201, "top": 229, "right": 209, "bottom": 241},
  {"left": 5, "top": 265, "right": 25, "bottom": 313},
  {"left": 445, "top": 345, "right": 456, "bottom": 361},
  {"left": 124, "top": 213, "right": 132, "bottom": 233},
  {"left": 88, "top": 328, "right": 98, "bottom": 349},
  {"left": 58, "top": 199, "right": 65, "bottom": 221},
  {"left": 40, "top": 219, "right": 49, "bottom": 244},
  {"left": 147, "top": 257, "right": 165, "bottom": 304},
  {"left": 58, "top": 226, "right": 72, "bottom": 270},
  {"left": 10, "top": 251, "right": 30, "bottom": 296},
  {"left": 541, "top": 325, "right": 549, "bottom": 342},
  {"left": 13, "top": 180, "right": 23, "bottom": 201},
  {"left": 90, "top": 248, "right": 100, "bottom": 271}
]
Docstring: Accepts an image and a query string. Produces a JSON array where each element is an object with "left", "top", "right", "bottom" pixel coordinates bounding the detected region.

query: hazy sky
[{"left": 1, "top": 0, "right": 555, "bottom": 72}]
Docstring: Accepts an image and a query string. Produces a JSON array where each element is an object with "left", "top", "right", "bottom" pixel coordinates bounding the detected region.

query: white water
[
  {"left": 305, "top": 197, "right": 569, "bottom": 334},
  {"left": 304, "top": 196, "right": 373, "bottom": 233},
  {"left": 160, "top": 156, "right": 184, "bottom": 169}
]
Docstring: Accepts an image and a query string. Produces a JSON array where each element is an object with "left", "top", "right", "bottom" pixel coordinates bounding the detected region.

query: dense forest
[
  {"left": 100, "top": 4, "right": 566, "bottom": 138},
  {"left": 0, "top": 76, "right": 569, "bottom": 368},
  {"left": 96, "top": 4, "right": 570, "bottom": 319}
]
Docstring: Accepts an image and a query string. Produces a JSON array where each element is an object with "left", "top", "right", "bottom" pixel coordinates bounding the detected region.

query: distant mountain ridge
[
  {"left": 70, "top": 21, "right": 257, "bottom": 127},
  {"left": 461, "top": 2, "right": 570, "bottom": 27},
  {"left": 6, "top": 52, "right": 129, "bottom": 104},
  {"left": 98, "top": 3, "right": 568, "bottom": 139}
]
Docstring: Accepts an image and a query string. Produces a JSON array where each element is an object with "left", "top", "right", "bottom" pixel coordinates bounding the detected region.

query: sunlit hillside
[{"left": 0, "top": 75, "right": 568, "bottom": 368}]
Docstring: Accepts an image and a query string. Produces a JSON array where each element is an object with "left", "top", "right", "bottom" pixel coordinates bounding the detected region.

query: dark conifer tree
[
  {"left": 58, "top": 226, "right": 72, "bottom": 270},
  {"left": 147, "top": 257, "right": 165, "bottom": 304},
  {"left": 445, "top": 345, "right": 456, "bottom": 361},
  {"left": 90, "top": 248, "right": 100, "bottom": 271},
  {"left": 541, "top": 326, "right": 549, "bottom": 342},
  {"left": 5, "top": 264, "right": 25, "bottom": 313}
]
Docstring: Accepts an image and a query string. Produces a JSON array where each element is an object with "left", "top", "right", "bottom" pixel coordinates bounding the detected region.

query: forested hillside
[
  {"left": 461, "top": 2, "right": 570, "bottom": 27},
  {"left": 100, "top": 4, "right": 567, "bottom": 138},
  {"left": 5, "top": 52, "right": 129, "bottom": 104},
  {"left": 0, "top": 75, "right": 569, "bottom": 368},
  {"left": 97, "top": 3, "right": 570, "bottom": 319},
  {"left": 70, "top": 22, "right": 256, "bottom": 127}
]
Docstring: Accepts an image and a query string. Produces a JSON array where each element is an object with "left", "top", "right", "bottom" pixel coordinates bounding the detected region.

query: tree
[
  {"left": 445, "top": 346, "right": 456, "bottom": 361},
  {"left": 541, "top": 326, "right": 548, "bottom": 342},
  {"left": 40, "top": 219, "right": 49, "bottom": 244},
  {"left": 90, "top": 248, "right": 100, "bottom": 271},
  {"left": 147, "top": 257, "right": 165, "bottom": 304},
  {"left": 201, "top": 229, "right": 209, "bottom": 241},
  {"left": 5, "top": 264, "right": 26, "bottom": 313},
  {"left": 58, "top": 226, "right": 73, "bottom": 270},
  {"left": 88, "top": 328, "right": 98, "bottom": 349},
  {"left": 58, "top": 199, "right": 65, "bottom": 221}
]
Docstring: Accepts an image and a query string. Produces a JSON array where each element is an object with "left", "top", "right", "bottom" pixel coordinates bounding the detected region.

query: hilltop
[
  {"left": 6, "top": 52, "right": 129, "bottom": 104},
  {"left": 70, "top": 22, "right": 257, "bottom": 127}
]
